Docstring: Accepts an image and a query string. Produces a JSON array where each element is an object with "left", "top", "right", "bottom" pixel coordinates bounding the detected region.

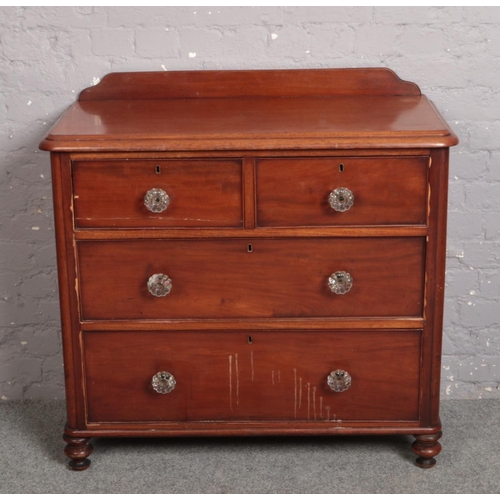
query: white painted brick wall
[{"left": 0, "top": 6, "right": 499, "bottom": 400}]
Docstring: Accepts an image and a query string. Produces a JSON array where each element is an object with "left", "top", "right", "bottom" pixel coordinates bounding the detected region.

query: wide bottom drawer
[{"left": 83, "top": 331, "right": 421, "bottom": 424}]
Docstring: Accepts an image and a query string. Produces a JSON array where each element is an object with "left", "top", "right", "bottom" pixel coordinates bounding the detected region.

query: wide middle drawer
[
  {"left": 77, "top": 238, "right": 424, "bottom": 320},
  {"left": 72, "top": 159, "right": 243, "bottom": 228}
]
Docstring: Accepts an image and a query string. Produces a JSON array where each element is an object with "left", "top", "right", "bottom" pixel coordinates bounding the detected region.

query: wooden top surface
[{"left": 39, "top": 68, "right": 458, "bottom": 152}]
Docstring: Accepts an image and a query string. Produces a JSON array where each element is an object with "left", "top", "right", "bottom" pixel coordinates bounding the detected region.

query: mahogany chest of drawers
[{"left": 40, "top": 68, "right": 458, "bottom": 470}]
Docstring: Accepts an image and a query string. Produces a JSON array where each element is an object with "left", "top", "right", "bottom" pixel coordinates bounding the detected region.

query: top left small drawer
[{"left": 72, "top": 159, "right": 243, "bottom": 228}]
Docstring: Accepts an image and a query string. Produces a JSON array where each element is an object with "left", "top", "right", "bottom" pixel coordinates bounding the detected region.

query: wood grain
[
  {"left": 77, "top": 238, "right": 425, "bottom": 320},
  {"left": 256, "top": 156, "right": 428, "bottom": 226},
  {"left": 78, "top": 68, "right": 421, "bottom": 100},
  {"left": 83, "top": 330, "right": 421, "bottom": 423},
  {"left": 72, "top": 159, "right": 243, "bottom": 228},
  {"left": 39, "top": 69, "right": 456, "bottom": 468},
  {"left": 40, "top": 95, "right": 457, "bottom": 152}
]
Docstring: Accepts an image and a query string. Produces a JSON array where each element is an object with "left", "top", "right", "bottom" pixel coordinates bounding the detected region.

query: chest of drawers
[{"left": 40, "top": 68, "right": 458, "bottom": 470}]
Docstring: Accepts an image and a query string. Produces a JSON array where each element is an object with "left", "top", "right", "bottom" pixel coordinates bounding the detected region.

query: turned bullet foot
[
  {"left": 411, "top": 431, "right": 442, "bottom": 468},
  {"left": 63, "top": 434, "right": 93, "bottom": 471}
]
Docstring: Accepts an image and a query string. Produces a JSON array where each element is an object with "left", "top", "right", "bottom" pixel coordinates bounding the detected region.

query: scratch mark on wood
[
  {"left": 299, "top": 377, "right": 302, "bottom": 409},
  {"left": 320, "top": 396, "right": 323, "bottom": 419},
  {"left": 313, "top": 386, "right": 317, "bottom": 420},
  {"left": 235, "top": 353, "right": 239, "bottom": 407},
  {"left": 294, "top": 369, "right": 297, "bottom": 419},
  {"left": 272, "top": 370, "right": 275, "bottom": 385},
  {"left": 307, "top": 383, "right": 311, "bottom": 420},
  {"left": 326, "top": 406, "right": 330, "bottom": 421},
  {"left": 229, "top": 354, "right": 233, "bottom": 412},
  {"left": 250, "top": 351, "right": 254, "bottom": 381},
  {"left": 278, "top": 370, "right": 281, "bottom": 383}
]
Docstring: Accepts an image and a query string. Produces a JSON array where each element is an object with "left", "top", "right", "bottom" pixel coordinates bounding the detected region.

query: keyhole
[
  {"left": 247, "top": 244, "right": 253, "bottom": 253},
  {"left": 155, "top": 165, "right": 161, "bottom": 174},
  {"left": 248, "top": 336, "right": 253, "bottom": 344},
  {"left": 339, "top": 163, "right": 344, "bottom": 172}
]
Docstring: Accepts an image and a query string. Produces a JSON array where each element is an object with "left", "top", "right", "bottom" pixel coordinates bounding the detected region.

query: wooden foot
[
  {"left": 411, "top": 431, "right": 442, "bottom": 468},
  {"left": 63, "top": 434, "right": 93, "bottom": 471}
]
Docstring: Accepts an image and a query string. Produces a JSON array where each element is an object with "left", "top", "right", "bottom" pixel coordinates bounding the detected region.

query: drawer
[
  {"left": 83, "top": 331, "right": 421, "bottom": 423},
  {"left": 77, "top": 237, "right": 424, "bottom": 320},
  {"left": 256, "top": 156, "right": 428, "bottom": 227},
  {"left": 72, "top": 159, "right": 243, "bottom": 228}
]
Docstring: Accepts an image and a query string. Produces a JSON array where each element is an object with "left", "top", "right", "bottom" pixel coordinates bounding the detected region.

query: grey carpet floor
[{"left": 0, "top": 399, "right": 499, "bottom": 493}]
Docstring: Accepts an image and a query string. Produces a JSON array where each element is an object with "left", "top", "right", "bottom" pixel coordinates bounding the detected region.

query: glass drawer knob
[
  {"left": 329, "top": 187, "right": 354, "bottom": 212},
  {"left": 328, "top": 271, "right": 353, "bottom": 294},
  {"left": 327, "top": 369, "right": 351, "bottom": 392},
  {"left": 144, "top": 188, "right": 170, "bottom": 213},
  {"left": 147, "top": 273, "right": 172, "bottom": 297},
  {"left": 152, "top": 371, "right": 176, "bottom": 394}
]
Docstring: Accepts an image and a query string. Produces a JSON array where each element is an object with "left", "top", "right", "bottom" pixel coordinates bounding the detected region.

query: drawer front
[
  {"left": 83, "top": 331, "right": 421, "bottom": 423},
  {"left": 256, "top": 156, "right": 428, "bottom": 227},
  {"left": 78, "top": 238, "right": 424, "bottom": 320},
  {"left": 72, "top": 159, "right": 243, "bottom": 228}
]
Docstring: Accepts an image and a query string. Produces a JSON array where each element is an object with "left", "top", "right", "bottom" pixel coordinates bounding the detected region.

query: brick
[
  {"left": 32, "top": 244, "right": 57, "bottom": 269},
  {"left": 91, "top": 29, "right": 134, "bottom": 57},
  {"left": 465, "top": 7, "right": 500, "bottom": 24},
  {"left": 300, "top": 25, "right": 355, "bottom": 59},
  {"left": 447, "top": 179, "right": 465, "bottom": 211},
  {"left": 0, "top": 357, "right": 43, "bottom": 385},
  {"left": 0, "top": 6, "right": 23, "bottom": 28},
  {"left": 18, "top": 272, "right": 58, "bottom": 301},
  {"left": 448, "top": 212, "right": 484, "bottom": 240},
  {"left": 468, "top": 56, "right": 500, "bottom": 89},
  {"left": 219, "top": 27, "right": 268, "bottom": 60},
  {"left": 400, "top": 26, "right": 444, "bottom": 55},
  {"left": 488, "top": 152, "right": 500, "bottom": 181},
  {"left": 107, "top": 7, "right": 172, "bottom": 28},
  {"left": 135, "top": 29, "right": 179, "bottom": 58},
  {"left": 464, "top": 181, "right": 500, "bottom": 210},
  {"left": 394, "top": 56, "right": 469, "bottom": 89},
  {"left": 0, "top": 382, "right": 23, "bottom": 400},
  {"left": 24, "top": 381, "right": 65, "bottom": 400},
  {"left": 2, "top": 29, "right": 53, "bottom": 62},
  {"left": 64, "top": 59, "right": 112, "bottom": 90},
  {"left": 477, "top": 327, "right": 500, "bottom": 351},
  {"left": 458, "top": 300, "right": 499, "bottom": 328},
  {"left": 484, "top": 26, "right": 500, "bottom": 56},
  {"left": 429, "top": 87, "right": 500, "bottom": 123},
  {"left": 479, "top": 271, "right": 500, "bottom": 299},
  {"left": 469, "top": 121, "right": 500, "bottom": 150},
  {"left": 374, "top": 6, "right": 463, "bottom": 24},
  {"left": 178, "top": 28, "right": 223, "bottom": 59},
  {"left": 443, "top": 24, "right": 496, "bottom": 57},
  {"left": 108, "top": 6, "right": 285, "bottom": 28},
  {"left": 26, "top": 329, "right": 61, "bottom": 357},
  {"left": 284, "top": 7, "right": 373, "bottom": 24},
  {"left": 458, "top": 357, "right": 500, "bottom": 382},
  {"left": 445, "top": 267, "right": 478, "bottom": 299},
  {"left": 462, "top": 241, "right": 500, "bottom": 268},
  {"left": 483, "top": 212, "right": 500, "bottom": 240},
  {"left": 0, "top": 242, "right": 36, "bottom": 271},
  {"left": 450, "top": 149, "right": 488, "bottom": 181},
  {"left": 355, "top": 25, "right": 400, "bottom": 56},
  {"left": 22, "top": 6, "right": 107, "bottom": 29},
  {"left": 265, "top": 26, "right": 311, "bottom": 58}
]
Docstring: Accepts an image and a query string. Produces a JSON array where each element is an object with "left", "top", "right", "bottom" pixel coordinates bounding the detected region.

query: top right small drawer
[{"left": 256, "top": 156, "right": 428, "bottom": 227}]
